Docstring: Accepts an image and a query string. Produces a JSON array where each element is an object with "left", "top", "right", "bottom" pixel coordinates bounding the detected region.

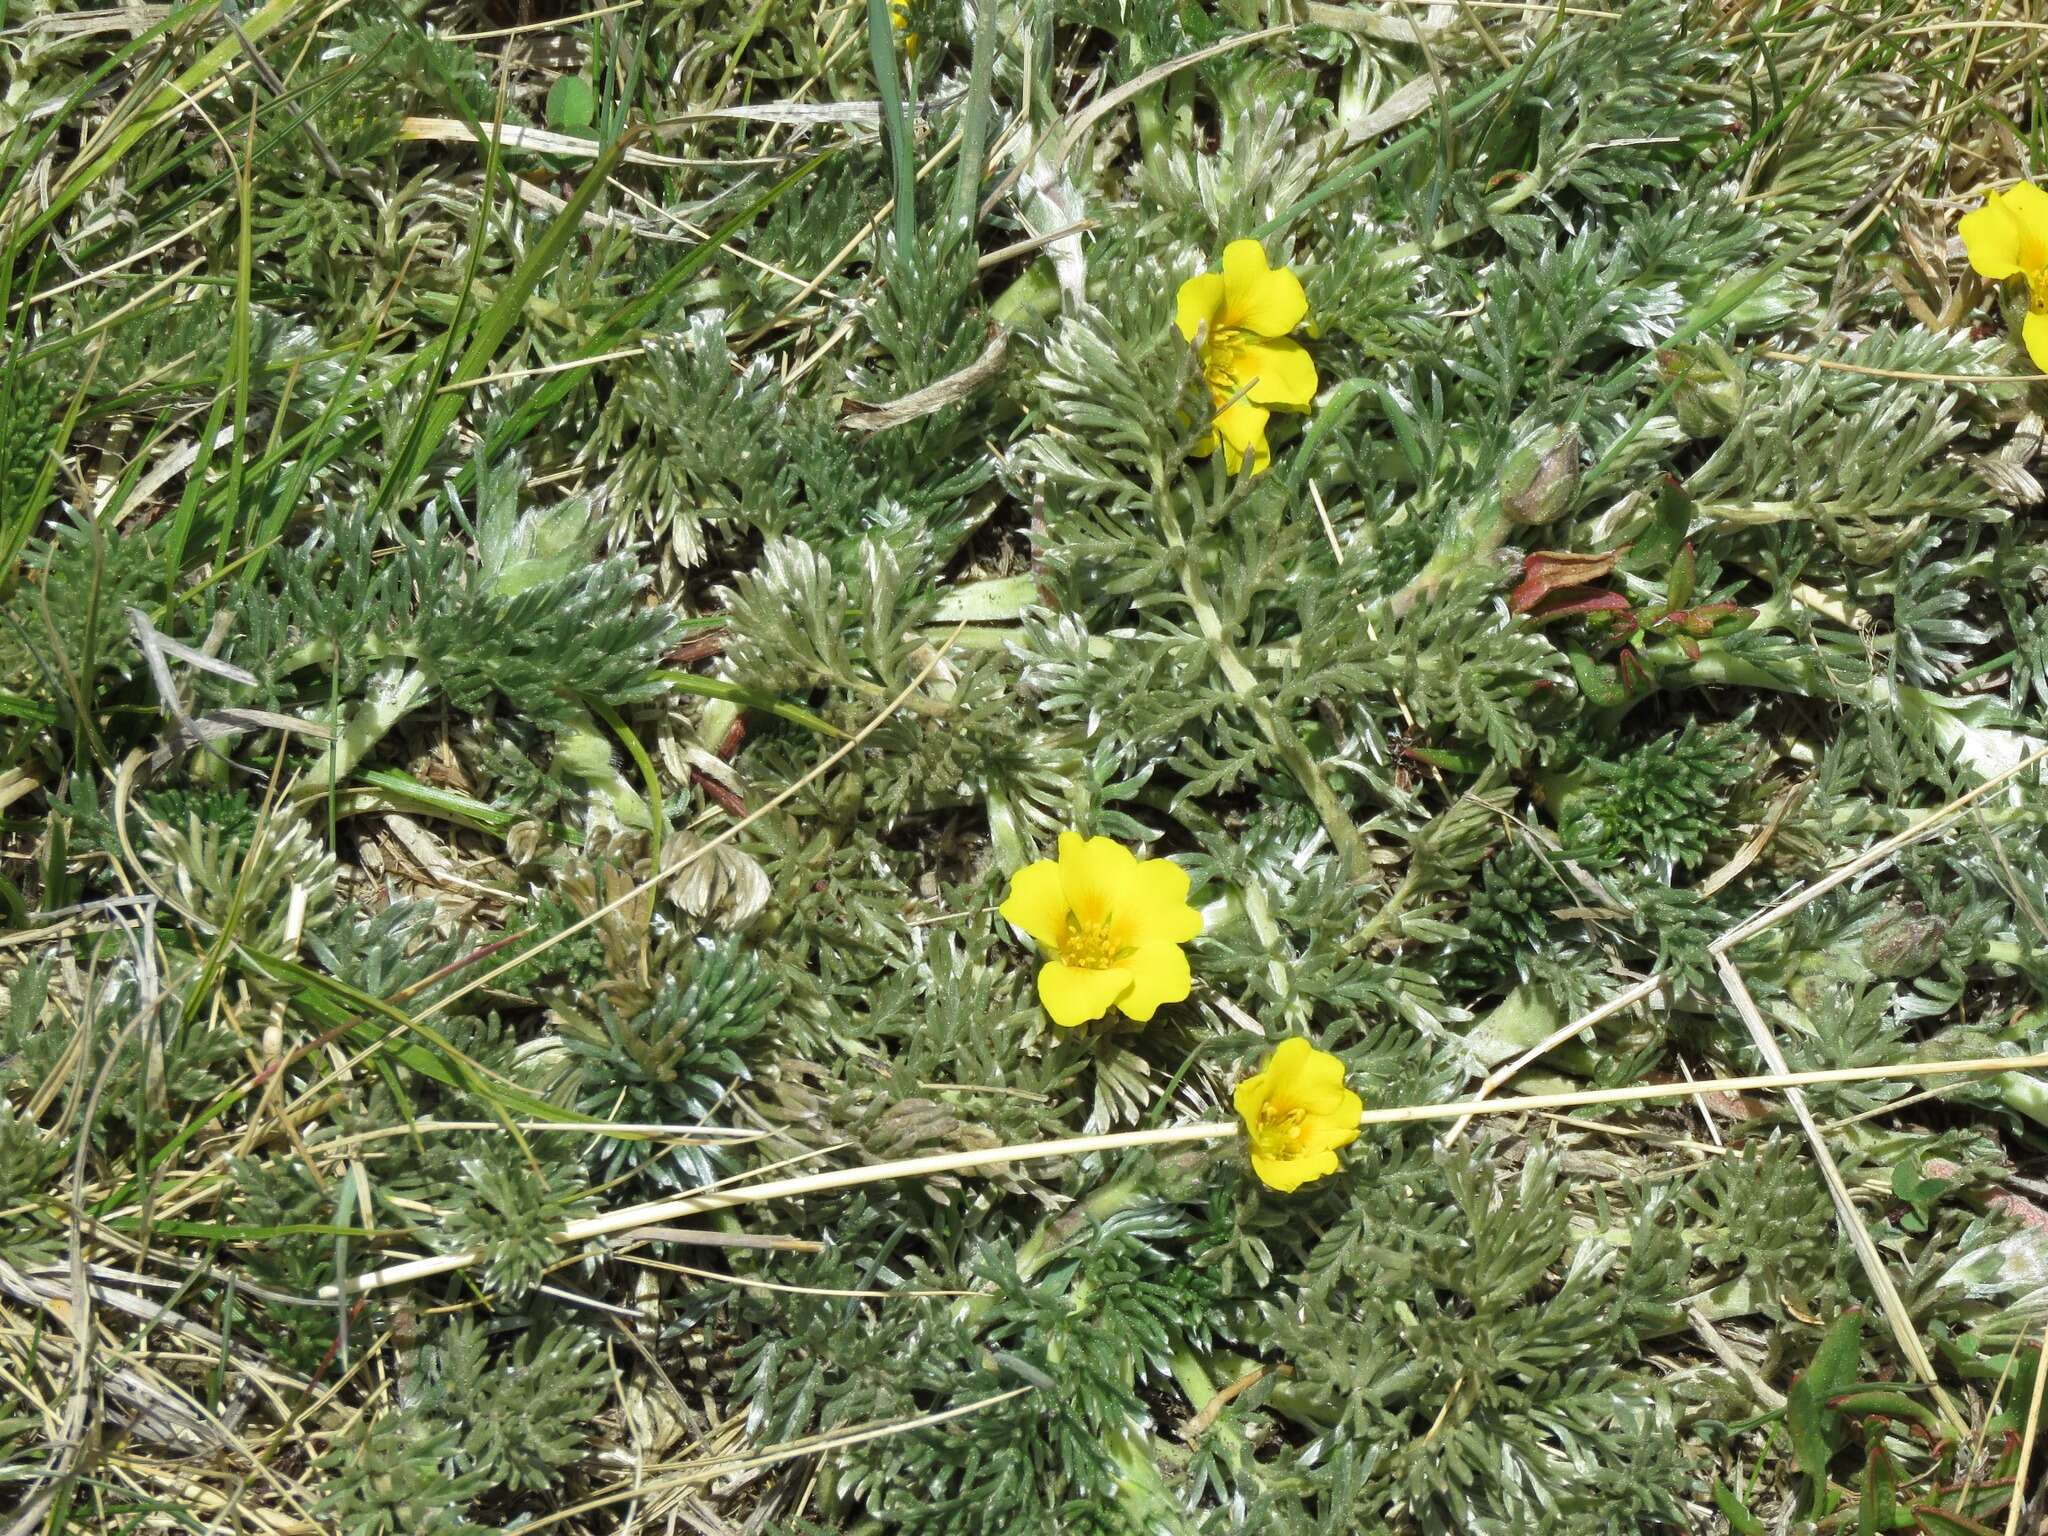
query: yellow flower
[
  {"left": 1232, "top": 1038, "right": 1362, "bottom": 1193},
  {"left": 890, "top": 0, "right": 918, "bottom": 57},
  {"left": 1960, "top": 182, "right": 2048, "bottom": 372},
  {"left": 999, "top": 831, "right": 1203, "bottom": 1028},
  {"left": 1173, "top": 239, "right": 1319, "bottom": 475}
]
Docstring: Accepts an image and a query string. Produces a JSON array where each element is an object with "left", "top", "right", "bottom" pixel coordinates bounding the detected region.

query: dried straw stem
[{"left": 323, "top": 1046, "right": 2048, "bottom": 1299}]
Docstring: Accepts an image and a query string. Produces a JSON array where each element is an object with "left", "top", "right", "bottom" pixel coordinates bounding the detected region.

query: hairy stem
[{"left": 1149, "top": 454, "right": 1369, "bottom": 878}]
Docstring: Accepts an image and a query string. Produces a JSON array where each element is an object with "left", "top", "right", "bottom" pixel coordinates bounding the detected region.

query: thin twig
[
  {"left": 1441, "top": 975, "right": 1665, "bottom": 1142},
  {"left": 321, "top": 1046, "right": 2048, "bottom": 1298},
  {"left": 2005, "top": 1316, "right": 2048, "bottom": 1536},
  {"left": 1716, "top": 952, "right": 1962, "bottom": 1433},
  {"left": 1448, "top": 744, "right": 2048, "bottom": 1138}
]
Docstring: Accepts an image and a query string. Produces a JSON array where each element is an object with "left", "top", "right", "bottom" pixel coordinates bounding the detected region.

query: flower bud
[
  {"left": 1499, "top": 424, "right": 1581, "bottom": 526},
  {"left": 1860, "top": 904, "right": 1947, "bottom": 980},
  {"left": 1658, "top": 343, "right": 1744, "bottom": 439}
]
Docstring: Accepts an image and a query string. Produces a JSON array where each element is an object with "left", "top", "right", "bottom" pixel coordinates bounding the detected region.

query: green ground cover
[{"left": 7, "top": 0, "right": 2048, "bottom": 1530}]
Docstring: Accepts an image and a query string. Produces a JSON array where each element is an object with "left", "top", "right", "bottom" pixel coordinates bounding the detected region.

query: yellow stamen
[
  {"left": 1060, "top": 916, "right": 1122, "bottom": 971},
  {"left": 1256, "top": 1104, "right": 1308, "bottom": 1156}
]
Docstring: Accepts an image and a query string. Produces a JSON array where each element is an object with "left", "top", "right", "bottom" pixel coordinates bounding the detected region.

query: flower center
[
  {"left": 1254, "top": 1103, "right": 1308, "bottom": 1158},
  {"left": 1060, "top": 916, "right": 1123, "bottom": 971},
  {"left": 1203, "top": 329, "right": 1249, "bottom": 394}
]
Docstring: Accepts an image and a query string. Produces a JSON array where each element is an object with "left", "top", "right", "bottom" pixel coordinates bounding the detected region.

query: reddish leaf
[
  {"left": 1523, "top": 588, "right": 1635, "bottom": 627},
  {"left": 1509, "top": 549, "right": 1623, "bottom": 616},
  {"left": 1911, "top": 1507, "right": 2001, "bottom": 1536},
  {"left": 1617, "top": 647, "right": 1652, "bottom": 694}
]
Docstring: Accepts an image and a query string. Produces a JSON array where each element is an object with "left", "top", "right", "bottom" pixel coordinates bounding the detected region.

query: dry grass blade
[
  {"left": 323, "top": 1046, "right": 2048, "bottom": 1298},
  {"left": 976, "top": 25, "right": 1294, "bottom": 220},
  {"left": 517, "top": 1387, "right": 1035, "bottom": 1531},
  {"left": 839, "top": 330, "right": 1008, "bottom": 431},
  {"left": 1448, "top": 743, "right": 2048, "bottom": 1137},
  {"left": 1715, "top": 952, "right": 1962, "bottom": 1431},
  {"left": 2003, "top": 1317, "right": 2048, "bottom": 1536},
  {"left": 1712, "top": 744, "right": 2048, "bottom": 956}
]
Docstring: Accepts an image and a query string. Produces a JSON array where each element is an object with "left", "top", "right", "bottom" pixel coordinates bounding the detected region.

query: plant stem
[
  {"left": 294, "top": 663, "right": 430, "bottom": 804},
  {"left": 1149, "top": 454, "right": 1369, "bottom": 878}
]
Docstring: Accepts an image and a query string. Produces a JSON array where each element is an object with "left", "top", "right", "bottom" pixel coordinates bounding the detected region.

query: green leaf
[
  {"left": 0, "top": 689, "right": 57, "bottom": 725},
  {"left": 1712, "top": 1480, "right": 1767, "bottom": 1535},
  {"left": 351, "top": 769, "right": 524, "bottom": 839},
  {"left": 1664, "top": 542, "right": 1697, "bottom": 614},
  {"left": 376, "top": 128, "right": 632, "bottom": 511},
  {"left": 239, "top": 945, "right": 578, "bottom": 1129},
  {"left": 1858, "top": 1442, "right": 1901, "bottom": 1535},
  {"left": 546, "top": 76, "right": 597, "bottom": 132},
  {"left": 931, "top": 575, "right": 1038, "bottom": 623},
  {"left": 651, "top": 669, "right": 847, "bottom": 738},
  {"left": 466, "top": 150, "right": 833, "bottom": 487},
  {"left": 1788, "top": 1309, "right": 1864, "bottom": 1508},
  {"left": 866, "top": 0, "right": 917, "bottom": 255},
  {"left": 1621, "top": 477, "right": 1694, "bottom": 574}
]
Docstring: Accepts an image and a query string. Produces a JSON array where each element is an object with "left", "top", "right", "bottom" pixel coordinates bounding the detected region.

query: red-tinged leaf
[
  {"left": 1679, "top": 635, "right": 1702, "bottom": 661},
  {"left": 1509, "top": 548, "right": 1623, "bottom": 616},
  {"left": 1524, "top": 588, "right": 1636, "bottom": 627},
  {"left": 1911, "top": 1506, "right": 2001, "bottom": 1536},
  {"left": 1617, "top": 647, "right": 1652, "bottom": 694},
  {"left": 1832, "top": 1390, "right": 1939, "bottom": 1431}
]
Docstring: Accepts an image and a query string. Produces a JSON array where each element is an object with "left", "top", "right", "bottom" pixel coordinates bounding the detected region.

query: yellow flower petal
[
  {"left": 1252, "top": 1146, "right": 1339, "bottom": 1193},
  {"left": 1212, "top": 395, "right": 1271, "bottom": 476},
  {"left": 1116, "top": 858, "right": 1202, "bottom": 947},
  {"left": 1219, "top": 239, "right": 1308, "bottom": 337},
  {"left": 1302, "top": 1091, "right": 1365, "bottom": 1153},
  {"left": 1037, "top": 960, "right": 1132, "bottom": 1028},
  {"left": 1263, "top": 1036, "right": 1314, "bottom": 1077},
  {"left": 1235, "top": 1040, "right": 1360, "bottom": 1191},
  {"left": 2003, "top": 184, "right": 2048, "bottom": 261},
  {"left": 889, "top": 0, "right": 918, "bottom": 56},
  {"left": 1232, "top": 1070, "right": 1274, "bottom": 1125},
  {"left": 1175, "top": 272, "right": 1225, "bottom": 342},
  {"left": 1057, "top": 831, "right": 1138, "bottom": 925},
  {"left": 2024, "top": 309, "right": 2048, "bottom": 374},
  {"left": 1116, "top": 940, "right": 1192, "bottom": 1021},
  {"left": 1276, "top": 1039, "right": 1345, "bottom": 1094},
  {"left": 1962, "top": 199, "right": 2023, "bottom": 281},
  {"left": 1231, "top": 337, "right": 1318, "bottom": 410},
  {"left": 999, "top": 859, "right": 1068, "bottom": 949}
]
